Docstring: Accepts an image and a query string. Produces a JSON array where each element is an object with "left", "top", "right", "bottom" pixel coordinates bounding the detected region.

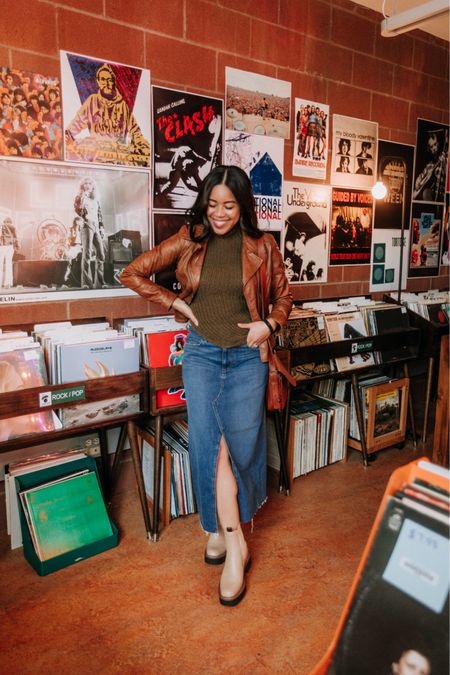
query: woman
[{"left": 121, "top": 165, "right": 292, "bottom": 606}]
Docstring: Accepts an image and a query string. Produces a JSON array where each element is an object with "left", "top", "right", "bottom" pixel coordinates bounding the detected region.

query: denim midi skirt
[{"left": 182, "top": 326, "right": 268, "bottom": 533}]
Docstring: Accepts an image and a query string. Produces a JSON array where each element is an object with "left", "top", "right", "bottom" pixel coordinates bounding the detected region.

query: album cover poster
[
  {"left": 225, "top": 67, "right": 291, "bottom": 140},
  {"left": 412, "top": 118, "right": 449, "bottom": 203},
  {"left": 281, "top": 182, "right": 331, "bottom": 283},
  {"left": 224, "top": 129, "right": 284, "bottom": 231},
  {"left": 152, "top": 87, "right": 223, "bottom": 211},
  {"left": 370, "top": 141, "right": 415, "bottom": 292},
  {"left": 0, "top": 159, "right": 150, "bottom": 303},
  {"left": 331, "top": 115, "right": 378, "bottom": 189},
  {"left": 292, "top": 98, "right": 329, "bottom": 180},
  {"left": 0, "top": 67, "right": 63, "bottom": 161},
  {"left": 330, "top": 188, "right": 373, "bottom": 265},
  {"left": 61, "top": 50, "right": 151, "bottom": 168},
  {"left": 153, "top": 212, "right": 186, "bottom": 293},
  {"left": 408, "top": 202, "right": 443, "bottom": 277},
  {"left": 441, "top": 192, "right": 449, "bottom": 266}
]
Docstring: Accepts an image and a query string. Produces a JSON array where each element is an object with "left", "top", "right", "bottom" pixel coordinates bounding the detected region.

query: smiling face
[{"left": 206, "top": 183, "right": 241, "bottom": 236}]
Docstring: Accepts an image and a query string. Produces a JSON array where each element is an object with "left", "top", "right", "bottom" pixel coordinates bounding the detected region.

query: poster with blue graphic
[
  {"left": 225, "top": 129, "right": 284, "bottom": 231},
  {"left": 61, "top": 50, "right": 151, "bottom": 167}
]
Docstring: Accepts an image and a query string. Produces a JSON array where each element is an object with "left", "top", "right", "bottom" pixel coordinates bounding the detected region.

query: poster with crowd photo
[
  {"left": 330, "top": 188, "right": 373, "bottom": 266},
  {"left": 225, "top": 67, "right": 291, "bottom": 140},
  {"left": 153, "top": 212, "right": 186, "bottom": 293},
  {"left": 331, "top": 115, "right": 378, "bottom": 190},
  {"left": 281, "top": 182, "right": 331, "bottom": 283},
  {"left": 412, "top": 118, "right": 449, "bottom": 204},
  {"left": 0, "top": 159, "right": 150, "bottom": 303},
  {"left": 292, "top": 98, "right": 329, "bottom": 181},
  {"left": 0, "top": 66, "right": 62, "bottom": 161},
  {"left": 61, "top": 50, "right": 151, "bottom": 168},
  {"left": 408, "top": 202, "right": 443, "bottom": 277},
  {"left": 370, "top": 140, "right": 415, "bottom": 292},
  {"left": 152, "top": 87, "right": 223, "bottom": 212},
  {"left": 224, "top": 129, "right": 284, "bottom": 231}
]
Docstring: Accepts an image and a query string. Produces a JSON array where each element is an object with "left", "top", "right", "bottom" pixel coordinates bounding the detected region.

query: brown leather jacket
[{"left": 120, "top": 225, "right": 293, "bottom": 361}]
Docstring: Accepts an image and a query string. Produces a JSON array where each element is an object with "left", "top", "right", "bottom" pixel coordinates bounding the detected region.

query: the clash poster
[
  {"left": 412, "top": 118, "right": 449, "bottom": 204},
  {"left": 152, "top": 87, "right": 223, "bottom": 211},
  {"left": 0, "top": 66, "right": 62, "bottom": 161},
  {"left": 225, "top": 67, "right": 291, "bottom": 140},
  {"left": 292, "top": 98, "right": 329, "bottom": 181},
  {"left": 61, "top": 51, "right": 151, "bottom": 168},
  {"left": 153, "top": 212, "right": 186, "bottom": 293},
  {"left": 330, "top": 188, "right": 373, "bottom": 266},
  {"left": 0, "top": 159, "right": 150, "bottom": 303},
  {"left": 408, "top": 202, "right": 443, "bottom": 277},
  {"left": 224, "top": 129, "right": 284, "bottom": 231},
  {"left": 281, "top": 182, "right": 331, "bottom": 283},
  {"left": 331, "top": 115, "right": 378, "bottom": 190},
  {"left": 370, "top": 140, "right": 415, "bottom": 292}
]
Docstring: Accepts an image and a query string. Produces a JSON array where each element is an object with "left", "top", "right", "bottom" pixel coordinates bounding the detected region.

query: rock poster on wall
[
  {"left": 330, "top": 188, "right": 373, "bottom": 266},
  {"left": 412, "top": 118, "right": 448, "bottom": 204},
  {"left": 370, "top": 140, "right": 415, "bottom": 292},
  {"left": 0, "top": 159, "right": 150, "bottom": 302},
  {"left": 292, "top": 98, "right": 329, "bottom": 181},
  {"left": 225, "top": 129, "right": 284, "bottom": 231},
  {"left": 152, "top": 87, "right": 223, "bottom": 212},
  {"left": 281, "top": 182, "right": 331, "bottom": 283},
  {"left": 61, "top": 50, "right": 151, "bottom": 168},
  {"left": 225, "top": 67, "right": 291, "bottom": 140},
  {"left": 408, "top": 202, "right": 443, "bottom": 277},
  {"left": 331, "top": 115, "right": 378, "bottom": 190},
  {"left": 0, "top": 66, "right": 63, "bottom": 161}
]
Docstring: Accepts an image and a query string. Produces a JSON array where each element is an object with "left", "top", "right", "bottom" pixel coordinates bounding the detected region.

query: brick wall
[{"left": 0, "top": 0, "right": 448, "bottom": 325}]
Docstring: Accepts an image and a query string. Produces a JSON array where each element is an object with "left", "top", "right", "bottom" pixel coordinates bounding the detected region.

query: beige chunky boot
[
  {"left": 219, "top": 525, "right": 251, "bottom": 606},
  {"left": 204, "top": 529, "right": 226, "bottom": 565}
]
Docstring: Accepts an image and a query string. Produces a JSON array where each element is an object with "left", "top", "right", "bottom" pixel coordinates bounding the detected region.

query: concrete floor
[{"left": 0, "top": 440, "right": 432, "bottom": 675}]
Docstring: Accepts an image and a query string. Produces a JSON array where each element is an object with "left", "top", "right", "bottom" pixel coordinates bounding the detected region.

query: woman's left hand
[{"left": 237, "top": 320, "right": 271, "bottom": 349}]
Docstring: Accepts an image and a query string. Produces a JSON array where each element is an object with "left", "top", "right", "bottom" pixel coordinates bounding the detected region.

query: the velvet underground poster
[
  {"left": 281, "top": 182, "right": 331, "bottom": 283},
  {"left": 224, "top": 129, "right": 284, "bottom": 231},
  {"left": 61, "top": 50, "right": 151, "bottom": 168},
  {"left": 152, "top": 87, "right": 223, "bottom": 212},
  {"left": 330, "top": 188, "right": 373, "bottom": 266},
  {"left": 370, "top": 140, "right": 415, "bottom": 292}
]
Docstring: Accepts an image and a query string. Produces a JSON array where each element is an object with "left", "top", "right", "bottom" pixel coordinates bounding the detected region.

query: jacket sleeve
[
  {"left": 266, "top": 236, "right": 293, "bottom": 328},
  {"left": 120, "top": 229, "right": 186, "bottom": 311}
]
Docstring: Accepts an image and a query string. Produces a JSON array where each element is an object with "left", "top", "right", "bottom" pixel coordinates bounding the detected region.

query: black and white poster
[
  {"left": 331, "top": 115, "right": 378, "bottom": 190},
  {"left": 412, "top": 118, "right": 449, "bottom": 204},
  {"left": 0, "top": 159, "right": 149, "bottom": 303},
  {"left": 152, "top": 212, "right": 185, "bottom": 293},
  {"left": 282, "top": 182, "right": 331, "bottom": 283},
  {"left": 152, "top": 87, "right": 223, "bottom": 212},
  {"left": 370, "top": 141, "right": 415, "bottom": 292}
]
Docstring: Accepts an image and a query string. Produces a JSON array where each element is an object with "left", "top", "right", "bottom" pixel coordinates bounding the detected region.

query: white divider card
[{"left": 383, "top": 517, "right": 450, "bottom": 613}]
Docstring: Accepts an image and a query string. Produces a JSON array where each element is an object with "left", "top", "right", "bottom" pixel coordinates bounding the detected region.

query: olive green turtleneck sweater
[{"left": 189, "top": 227, "right": 252, "bottom": 348}]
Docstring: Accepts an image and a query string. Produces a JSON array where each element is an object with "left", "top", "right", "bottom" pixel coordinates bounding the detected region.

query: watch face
[
  {"left": 372, "top": 264, "right": 385, "bottom": 284},
  {"left": 373, "top": 243, "right": 386, "bottom": 262}
]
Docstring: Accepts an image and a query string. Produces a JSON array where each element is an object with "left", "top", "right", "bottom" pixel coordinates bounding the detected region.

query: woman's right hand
[{"left": 172, "top": 297, "right": 199, "bottom": 326}]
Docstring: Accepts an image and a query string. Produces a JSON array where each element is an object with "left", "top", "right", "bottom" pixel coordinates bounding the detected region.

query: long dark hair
[{"left": 186, "top": 165, "right": 262, "bottom": 242}]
